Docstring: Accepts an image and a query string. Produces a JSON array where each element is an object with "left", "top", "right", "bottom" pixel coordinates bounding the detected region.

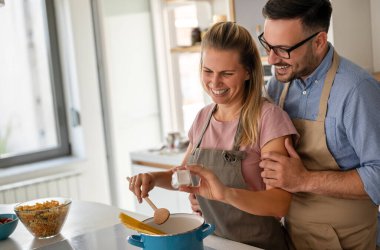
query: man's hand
[{"left": 260, "top": 138, "right": 308, "bottom": 193}]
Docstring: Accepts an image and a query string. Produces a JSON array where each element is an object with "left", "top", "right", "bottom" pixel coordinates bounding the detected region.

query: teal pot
[{"left": 127, "top": 213, "right": 215, "bottom": 250}]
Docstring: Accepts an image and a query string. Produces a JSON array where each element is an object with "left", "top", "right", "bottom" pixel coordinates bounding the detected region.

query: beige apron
[
  {"left": 279, "top": 51, "right": 378, "bottom": 249},
  {"left": 187, "top": 104, "right": 288, "bottom": 249}
]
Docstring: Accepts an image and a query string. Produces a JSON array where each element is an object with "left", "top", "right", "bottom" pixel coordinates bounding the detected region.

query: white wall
[
  {"left": 331, "top": 0, "right": 373, "bottom": 72},
  {"left": 370, "top": 0, "right": 380, "bottom": 72},
  {"left": 97, "top": 0, "right": 162, "bottom": 211},
  {"left": 54, "top": 0, "right": 112, "bottom": 204}
]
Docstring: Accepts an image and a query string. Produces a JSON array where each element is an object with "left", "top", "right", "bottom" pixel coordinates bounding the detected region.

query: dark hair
[{"left": 262, "top": 0, "right": 332, "bottom": 33}]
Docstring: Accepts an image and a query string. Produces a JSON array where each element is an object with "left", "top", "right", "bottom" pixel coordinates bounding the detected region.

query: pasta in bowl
[{"left": 14, "top": 197, "right": 71, "bottom": 239}]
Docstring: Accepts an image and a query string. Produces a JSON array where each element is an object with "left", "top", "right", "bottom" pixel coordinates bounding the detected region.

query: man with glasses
[{"left": 259, "top": 0, "right": 380, "bottom": 249}]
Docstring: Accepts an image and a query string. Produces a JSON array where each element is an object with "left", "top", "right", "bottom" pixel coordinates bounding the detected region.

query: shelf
[{"left": 170, "top": 45, "right": 201, "bottom": 53}]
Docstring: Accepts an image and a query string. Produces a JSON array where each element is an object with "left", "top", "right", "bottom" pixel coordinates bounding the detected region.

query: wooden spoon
[{"left": 127, "top": 177, "right": 170, "bottom": 225}]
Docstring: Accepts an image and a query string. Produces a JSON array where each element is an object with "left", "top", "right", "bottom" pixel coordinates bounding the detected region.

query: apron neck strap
[
  {"left": 317, "top": 50, "right": 340, "bottom": 121},
  {"left": 193, "top": 104, "right": 217, "bottom": 150},
  {"left": 192, "top": 104, "right": 242, "bottom": 151},
  {"left": 279, "top": 82, "right": 290, "bottom": 108}
]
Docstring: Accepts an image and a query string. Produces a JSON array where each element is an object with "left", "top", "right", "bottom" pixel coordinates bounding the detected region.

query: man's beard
[{"left": 275, "top": 50, "right": 317, "bottom": 83}]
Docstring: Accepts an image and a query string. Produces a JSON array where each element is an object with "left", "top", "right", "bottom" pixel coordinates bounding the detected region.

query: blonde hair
[{"left": 201, "top": 22, "right": 265, "bottom": 146}]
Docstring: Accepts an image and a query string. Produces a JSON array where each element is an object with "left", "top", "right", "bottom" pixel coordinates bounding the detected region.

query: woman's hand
[
  {"left": 179, "top": 165, "right": 228, "bottom": 202},
  {"left": 128, "top": 173, "right": 156, "bottom": 203},
  {"left": 188, "top": 193, "right": 202, "bottom": 216}
]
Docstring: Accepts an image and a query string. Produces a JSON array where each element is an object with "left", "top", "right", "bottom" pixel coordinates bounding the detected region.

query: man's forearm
[{"left": 301, "top": 169, "right": 370, "bottom": 199}]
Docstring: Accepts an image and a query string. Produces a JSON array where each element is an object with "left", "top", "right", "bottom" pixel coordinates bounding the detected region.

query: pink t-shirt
[{"left": 188, "top": 101, "right": 298, "bottom": 191}]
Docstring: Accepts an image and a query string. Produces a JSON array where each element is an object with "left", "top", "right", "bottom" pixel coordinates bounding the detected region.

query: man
[{"left": 258, "top": 0, "right": 380, "bottom": 249}]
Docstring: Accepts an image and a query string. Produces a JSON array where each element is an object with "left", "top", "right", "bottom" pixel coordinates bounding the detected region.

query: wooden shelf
[{"left": 170, "top": 45, "right": 201, "bottom": 53}]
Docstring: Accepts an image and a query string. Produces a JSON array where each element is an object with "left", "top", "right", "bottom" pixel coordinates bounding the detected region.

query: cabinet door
[{"left": 131, "top": 164, "right": 192, "bottom": 216}]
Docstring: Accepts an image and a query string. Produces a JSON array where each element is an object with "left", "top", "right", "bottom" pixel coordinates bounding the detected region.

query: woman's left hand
[{"left": 179, "top": 165, "right": 228, "bottom": 202}]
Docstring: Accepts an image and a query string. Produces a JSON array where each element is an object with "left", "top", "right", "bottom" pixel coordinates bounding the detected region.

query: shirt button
[{"left": 302, "top": 91, "right": 307, "bottom": 95}]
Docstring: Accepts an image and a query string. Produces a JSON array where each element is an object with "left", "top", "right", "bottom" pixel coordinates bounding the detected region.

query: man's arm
[{"left": 260, "top": 138, "right": 370, "bottom": 199}]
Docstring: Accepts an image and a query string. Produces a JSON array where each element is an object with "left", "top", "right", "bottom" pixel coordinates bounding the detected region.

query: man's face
[{"left": 262, "top": 19, "right": 320, "bottom": 83}]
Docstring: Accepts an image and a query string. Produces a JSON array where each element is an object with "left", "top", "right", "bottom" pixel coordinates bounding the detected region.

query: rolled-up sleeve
[{"left": 345, "top": 78, "right": 380, "bottom": 205}]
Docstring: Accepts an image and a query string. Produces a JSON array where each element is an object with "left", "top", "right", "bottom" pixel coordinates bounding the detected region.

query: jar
[{"left": 191, "top": 27, "right": 202, "bottom": 45}]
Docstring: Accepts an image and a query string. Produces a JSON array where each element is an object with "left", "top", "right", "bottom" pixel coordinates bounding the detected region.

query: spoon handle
[
  {"left": 126, "top": 177, "right": 158, "bottom": 211},
  {"left": 144, "top": 197, "right": 158, "bottom": 211}
]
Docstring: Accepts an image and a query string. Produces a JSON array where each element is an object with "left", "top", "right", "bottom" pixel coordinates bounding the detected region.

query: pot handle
[
  {"left": 127, "top": 235, "right": 144, "bottom": 248},
  {"left": 198, "top": 223, "right": 215, "bottom": 240}
]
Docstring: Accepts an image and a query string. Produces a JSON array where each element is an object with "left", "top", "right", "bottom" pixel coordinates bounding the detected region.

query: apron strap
[
  {"left": 192, "top": 104, "right": 217, "bottom": 152},
  {"left": 278, "top": 50, "right": 340, "bottom": 122},
  {"left": 317, "top": 50, "right": 340, "bottom": 121},
  {"left": 232, "top": 116, "right": 243, "bottom": 151},
  {"left": 279, "top": 82, "right": 290, "bottom": 109},
  {"left": 192, "top": 104, "right": 243, "bottom": 152}
]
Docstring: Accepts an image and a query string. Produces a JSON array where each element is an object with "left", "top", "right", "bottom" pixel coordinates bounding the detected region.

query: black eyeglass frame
[{"left": 258, "top": 31, "right": 321, "bottom": 59}]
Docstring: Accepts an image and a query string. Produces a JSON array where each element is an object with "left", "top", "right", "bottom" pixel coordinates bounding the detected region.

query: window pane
[
  {"left": 178, "top": 53, "right": 209, "bottom": 132},
  {"left": 170, "top": 2, "right": 212, "bottom": 132},
  {"left": 173, "top": 5, "right": 198, "bottom": 46},
  {"left": 0, "top": 0, "right": 67, "bottom": 162}
]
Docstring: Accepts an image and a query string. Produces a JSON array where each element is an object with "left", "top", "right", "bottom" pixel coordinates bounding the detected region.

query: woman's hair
[
  {"left": 262, "top": 0, "right": 332, "bottom": 33},
  {"left": 200, "top": 22, "right": 264, "bottom": 146}
]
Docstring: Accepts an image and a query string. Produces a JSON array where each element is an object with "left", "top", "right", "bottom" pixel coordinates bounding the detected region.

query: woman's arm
[
  {"left": 180, "top": 136, "right": 292, "bottom": 217},
  {"left": 129, "top": 143, "right": 194, "bottom": 202}
]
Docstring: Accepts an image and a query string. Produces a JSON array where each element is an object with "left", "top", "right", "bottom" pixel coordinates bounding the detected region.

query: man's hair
[{"left": 262, "top": 0, "right": 332, "bottom": 33}]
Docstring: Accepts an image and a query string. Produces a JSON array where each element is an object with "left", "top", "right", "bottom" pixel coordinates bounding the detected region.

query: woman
[{"left": 129, "top": 22, "right": 298, "bottom": 249}]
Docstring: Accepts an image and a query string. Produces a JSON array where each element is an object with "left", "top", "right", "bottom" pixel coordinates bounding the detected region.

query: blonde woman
[{"left": 129, "top": 22, "right": 298, "bottom": 249}]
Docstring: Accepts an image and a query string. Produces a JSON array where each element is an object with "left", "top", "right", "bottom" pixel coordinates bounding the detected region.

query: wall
[
  {"left": 53, "top": 0, "right": 112, "bottom": 204},
  {"left": 234, "top": 0, "right": 266, "bottom": 45},
  {"left": 97, "top": 0, "right": 162, "bottom": 211},
  {"left": 331, "top": 0, "right": 373, "bottom": 72},
  {"left": 370, "top": 0, "right": 380, "bottom": 72}
]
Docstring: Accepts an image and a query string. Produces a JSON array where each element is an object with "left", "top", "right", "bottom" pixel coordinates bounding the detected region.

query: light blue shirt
[{"left": 266, "top": 44, "right": 380, "bottom": 245}]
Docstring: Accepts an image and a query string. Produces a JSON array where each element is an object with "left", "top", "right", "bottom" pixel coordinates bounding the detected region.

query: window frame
[{"left": 0, "top": 0, "right": 70, "bottom": 168}]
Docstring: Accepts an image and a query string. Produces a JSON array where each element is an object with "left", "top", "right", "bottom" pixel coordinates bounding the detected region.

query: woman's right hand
[{"left": 128, "top": 173, "right": 155, "bottom": 203}]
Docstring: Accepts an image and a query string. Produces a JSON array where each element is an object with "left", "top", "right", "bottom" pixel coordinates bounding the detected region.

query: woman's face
[{"left": 201, "top": 48, "right": 249, "bottom": 106}]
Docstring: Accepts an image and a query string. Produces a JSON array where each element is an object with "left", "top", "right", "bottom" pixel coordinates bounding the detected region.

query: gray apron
[
  {"left": 279, "top": 51, "right": 378, "bottom": 249},
  {"left": 187, "top": 104, "right": 288, "bottom": 250}
]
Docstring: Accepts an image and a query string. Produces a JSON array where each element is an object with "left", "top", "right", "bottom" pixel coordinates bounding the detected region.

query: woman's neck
[{"left": 213, "top": 103, "right": 242, "bottom": 122}]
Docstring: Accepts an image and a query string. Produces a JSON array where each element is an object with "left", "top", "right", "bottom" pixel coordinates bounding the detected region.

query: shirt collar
[{"left": 294, "top": 43, "right": 334, "bottom": 88}]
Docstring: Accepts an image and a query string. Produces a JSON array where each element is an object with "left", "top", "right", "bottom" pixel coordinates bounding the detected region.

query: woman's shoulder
[
  {"left": 195, "top": 103, "right": 215, "bottom": 120},
  {"left": 260, "top": 99, "right": 284, "bottom": 115}
]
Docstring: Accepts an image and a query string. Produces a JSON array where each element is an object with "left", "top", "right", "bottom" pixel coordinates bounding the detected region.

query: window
[
  {"left": 165, "top": 2, "right": 212, "bottom": 133},
  {"left": 0, "top": 0, "right": 70, "bottom": 168}
]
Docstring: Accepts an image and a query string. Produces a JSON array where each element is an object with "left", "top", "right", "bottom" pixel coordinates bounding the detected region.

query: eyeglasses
[{"left": 258, "top": 32, "right": 320, "bottom": 59}]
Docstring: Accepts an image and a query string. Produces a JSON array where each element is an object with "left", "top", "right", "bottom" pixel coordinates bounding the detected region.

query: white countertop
[
  {"left": 130, "top": 149, "right": 185, "bottom": 167},
  {"left": 0, "top": 200, "right": 260, "bottom": 250}
]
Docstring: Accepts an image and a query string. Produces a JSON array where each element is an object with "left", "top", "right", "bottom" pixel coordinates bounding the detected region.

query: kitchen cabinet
[{"left": 130, "top": 150, "right": 191, "bottom": 216}]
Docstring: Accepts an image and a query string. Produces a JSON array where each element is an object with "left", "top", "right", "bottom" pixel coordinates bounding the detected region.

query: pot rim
[{"left": 140, "top": 213, "right": 205, "bottom": 237}]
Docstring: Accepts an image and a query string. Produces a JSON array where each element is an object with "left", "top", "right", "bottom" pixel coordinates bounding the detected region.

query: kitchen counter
[
  {"left": 0, "top": 200, "right": 260, "bottom": 250},
  {"left": 130, "top": 148, "right": 185, "bottom": 169}
]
